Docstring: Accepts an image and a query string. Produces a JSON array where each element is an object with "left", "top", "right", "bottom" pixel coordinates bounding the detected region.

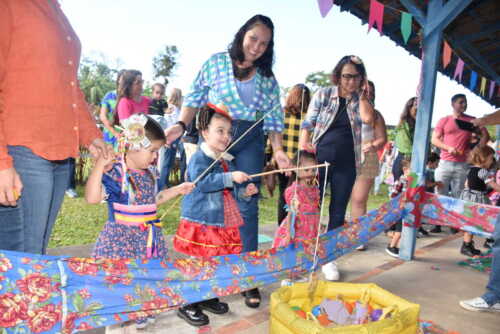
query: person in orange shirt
[{"left": 0, "top": 0, "right": 112, "bottom": 254}]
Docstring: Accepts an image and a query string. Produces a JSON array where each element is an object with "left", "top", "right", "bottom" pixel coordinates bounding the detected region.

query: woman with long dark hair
[
  {"left": 299, "top": 55, "right": 374, "bottom": 281},
  {"left": 164, "top": 14, "right": 291, "bottom": 326},
  {"left": 392, "top": 97, "right": 417, "bottom": 181},
  {"left": 114, "top": 70, "right": 150, "bottom": 124}
]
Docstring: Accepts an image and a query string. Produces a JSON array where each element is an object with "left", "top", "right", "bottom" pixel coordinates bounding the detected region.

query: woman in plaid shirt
[
  {"left": 299, "top": 55, "right": 374, "bottom": 281},
  {"left": 165, "top": 14, "right": 291, "bottom": 311},
  {"left": 276, "top": 84, "right": 311, "bottom": 224}
]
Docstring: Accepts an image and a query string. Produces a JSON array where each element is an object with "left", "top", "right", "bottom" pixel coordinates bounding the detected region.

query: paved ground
[{"left": 48, "top": 225, "right": 499, "bottom": 334}]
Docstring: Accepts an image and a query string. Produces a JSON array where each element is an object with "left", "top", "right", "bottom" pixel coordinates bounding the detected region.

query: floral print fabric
[{"left": 0, "top": 189, "right": 496, "bottom": 333}]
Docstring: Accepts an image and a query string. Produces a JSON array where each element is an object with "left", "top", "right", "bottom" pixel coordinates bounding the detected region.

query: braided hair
[{"left": 197, "top": 105, "right": 232, "bottom": 132}]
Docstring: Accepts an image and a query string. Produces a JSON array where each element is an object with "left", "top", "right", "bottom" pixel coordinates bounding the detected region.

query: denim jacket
[{"left": 181, "top": 143, "right": 247, "bottom": 227}]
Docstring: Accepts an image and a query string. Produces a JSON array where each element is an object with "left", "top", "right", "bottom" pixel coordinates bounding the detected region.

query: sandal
[{"left": 242, "top": 288, "right": 261, "bottom": 308}]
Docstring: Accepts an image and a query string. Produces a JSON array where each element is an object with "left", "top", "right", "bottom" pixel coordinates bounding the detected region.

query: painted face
[
  {"left": 452, "top": 97, "right": 467, "bottom": 114},
  {"left": 126, "top": 139, "right": 164, "bottom": 170},
  {"left": 152, "top": 86, "right": 165, "bottom": 100},
  {"left": 131, "top": 75, "right": 144, "bottom": 98},
  {"left": 242, "top": 24, "right": 271, "bottom": 65},
  {"left": 339, "top": 63, "right": 363, "bottom": 95},
  {"left": 297, "top": 158, "right": 317, "bottom": 183},
  {"left": 202, "top": 116, "right": 232, "bottom": 155}
]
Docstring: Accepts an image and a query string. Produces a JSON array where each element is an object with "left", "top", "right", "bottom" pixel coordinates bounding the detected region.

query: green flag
[{"left": 401, "top": 12, "right": 412, "bottom": 44}]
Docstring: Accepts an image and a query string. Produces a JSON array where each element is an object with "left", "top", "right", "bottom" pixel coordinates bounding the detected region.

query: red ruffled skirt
[{"left": 174, "top": 188, "right": 244, "bottom": 257}]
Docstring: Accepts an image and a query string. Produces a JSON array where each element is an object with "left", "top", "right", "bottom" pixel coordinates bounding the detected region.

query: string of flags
[{"left": 316, "top": 0, "right": 499, "bottom": 102}]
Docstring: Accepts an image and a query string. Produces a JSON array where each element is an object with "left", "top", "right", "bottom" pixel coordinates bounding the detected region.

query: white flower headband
[{"left": 120, "top": 113, "right": 151, "bottom": 151}]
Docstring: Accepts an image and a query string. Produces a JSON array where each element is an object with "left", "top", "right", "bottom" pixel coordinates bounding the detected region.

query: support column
[{"left": 399, "top": 0, "right": 443, "bottom": 260}]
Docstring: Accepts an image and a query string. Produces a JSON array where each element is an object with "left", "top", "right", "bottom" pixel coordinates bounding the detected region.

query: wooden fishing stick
[{"left": 248, "top": 162, "right": 330, "bottom": 178}]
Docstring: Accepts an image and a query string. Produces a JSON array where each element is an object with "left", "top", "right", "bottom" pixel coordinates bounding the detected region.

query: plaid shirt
[
  {"left": 183, "top": 52, "right": 283, "bottom": 133},
  {"left": 282, "top": 112, "right": 303, "bottom": 159},
  {"left": 301, "top": 86, "right": 363, "bottom": 173}
]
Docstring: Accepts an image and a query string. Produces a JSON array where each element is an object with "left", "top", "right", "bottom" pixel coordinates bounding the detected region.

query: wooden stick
[{"left": 249, "top": 162, "right": 330, "bottom": 178}]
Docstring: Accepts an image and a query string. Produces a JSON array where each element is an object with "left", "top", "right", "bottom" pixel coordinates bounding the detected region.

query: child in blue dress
[{"left": 85, "top": 113, "right": 194, "bottom": 329}]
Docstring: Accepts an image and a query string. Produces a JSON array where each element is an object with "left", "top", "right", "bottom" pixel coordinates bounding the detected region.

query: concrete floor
[{"left": 48, "top": 226, "right": 499, "bottom": 334}]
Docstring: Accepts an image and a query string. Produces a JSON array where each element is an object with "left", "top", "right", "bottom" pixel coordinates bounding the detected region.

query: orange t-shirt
[{"left": 0, "top": 0, "right": 101, "bottom": 170}]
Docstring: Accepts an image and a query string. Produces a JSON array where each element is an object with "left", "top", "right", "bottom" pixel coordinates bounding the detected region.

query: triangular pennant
[
  {"left": 317, "top": 0, "right": 334, "bottom": 18},
  {"left": 368, "top": 0, "right": 384, "bottom": 35},
  {"left": 400, "top": 12, "right": 412, "bottom": 44},
  {"left": 469, "top": 71, "right": 478, "bottom": 91},
  {"left": 480, "top": 77, "right": 487, "bottom": 96},
  {"left": 489, "top": 81, "right": 496, "bottom": 99},
  {"left": 453, "top": 58, "right": 464, "bottom": 82},
  {"left": 442, "top": 41, "right": 452, "bottom": 68}
]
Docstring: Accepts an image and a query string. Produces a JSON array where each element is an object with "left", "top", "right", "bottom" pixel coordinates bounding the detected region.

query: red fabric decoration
[{"left": 368, "top": 0, "right": 384, "bottom": 35}]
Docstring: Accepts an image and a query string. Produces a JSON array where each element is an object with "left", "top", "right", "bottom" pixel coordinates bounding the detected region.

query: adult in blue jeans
[
  {"left": 0, "top": 1, "right": 111, "bottom": 255},
  {"left": 460, "top": 109, "right": 500, "bottom": 312},
  {"left": 164, "top": 15, "right": 290, "bottom": 323},
  {"left": 299, "top": 55, "right": 374, "bottom": 281}
]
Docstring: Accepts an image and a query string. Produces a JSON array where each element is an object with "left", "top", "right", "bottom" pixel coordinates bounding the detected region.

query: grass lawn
[{"left": 48, "top": 183, "right": 391, "bottom": 248}]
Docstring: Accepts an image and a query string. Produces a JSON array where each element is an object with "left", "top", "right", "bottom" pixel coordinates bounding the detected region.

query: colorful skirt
[
  {"left": 92, "top": 220, "right": 168, "bottom": 259},
  {"left": 360, "top": 151, "right": 380, "bottom": 179}
]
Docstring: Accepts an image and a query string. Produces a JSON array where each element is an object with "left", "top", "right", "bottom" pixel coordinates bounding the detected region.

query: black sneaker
[
  {"left": 419, "top": 227, "right": 429, "bottom": 236},
  {"left": 198, "top": 298, "right": 229, "bottom": 315},
  {"left": 385, "top": 245, "right": 399, "bottom": 258},
  {"left": 484, "top": 238, "right": 494, "bottom": 249},
  {"left": 460, "top": 242, "right": 482, "bottom": 257},
  {"left": 177, "top": 304, "right": 209, "bottom": 327},
  {"left": 430, "top": 226, "right": 442, "bottom": 233}
]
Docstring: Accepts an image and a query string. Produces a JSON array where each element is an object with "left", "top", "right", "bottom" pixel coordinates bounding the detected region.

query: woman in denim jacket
[{"left": 173, "top": 104, "right": 258, "bottom": 327}]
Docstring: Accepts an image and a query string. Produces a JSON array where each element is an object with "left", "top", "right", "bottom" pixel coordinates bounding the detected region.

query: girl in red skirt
[{"left": 174, "top": 103, "right": 258, "bottom": 326}]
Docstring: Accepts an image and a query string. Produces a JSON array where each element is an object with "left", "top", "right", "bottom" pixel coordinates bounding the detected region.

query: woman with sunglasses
[{"left": 299, "top": 55, "right": 374, "bottom": 281}]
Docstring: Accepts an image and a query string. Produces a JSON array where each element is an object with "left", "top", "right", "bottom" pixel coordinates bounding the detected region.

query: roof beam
[
  {"left": 426, "top": 0, "right": 473, "bottom": 37},
  {"left": 399, "top": 0, "right": 426, "bottom": 26},
  {"left": 462, "top": 22, "right": 500, "bottom": 42},
  {"left": 447, "top": 35, "right": 500, "bottom": 81}
]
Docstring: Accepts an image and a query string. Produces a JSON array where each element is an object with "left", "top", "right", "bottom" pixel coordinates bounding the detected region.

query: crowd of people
[{"left": 1, "top": 2, "right": 499, "bottom": 330}]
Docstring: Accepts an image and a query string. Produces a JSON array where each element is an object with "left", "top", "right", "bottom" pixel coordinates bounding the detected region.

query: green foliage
[
  {"left": 305, "top": 71, "right": 331, "bottom": 91},
  {"left": 78, "top": 57, "right": 119, "bottom": 105},
  {"left": 152, "top": 45, "right": 179, "bottom": 85}
]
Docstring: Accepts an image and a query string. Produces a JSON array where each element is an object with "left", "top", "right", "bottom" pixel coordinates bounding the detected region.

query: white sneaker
[
  {"left": 65, "top": 189, "right": 78, "bottom": 198},
  {"left": 459, "top": 297, "right": 500, "bottom": 312},
  {"left": 322, "top": 261, "right": 340, "bottom": 281},
  {"left": 356, "top": 245, "right": 366, "bottom": 251},
  {"left": 281, "top": 279, "right": 292, "bottom": 287}
]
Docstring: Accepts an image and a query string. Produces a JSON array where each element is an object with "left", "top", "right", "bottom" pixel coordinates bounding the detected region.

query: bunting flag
[
  {"left": 453, "top": 58, "right": 465, "bottom": 82},
  {"left": 317, "top": 0, "right": 334, "bottom": 18},
  {"left": 469, "top": 71, "right": 478, "bottom": 91},
  {"left": 442, "top": 41, "right": 452, "bottom": 68},
  {"left": 368, "top": 0, "right": 384, "bottom": 35},
  {"left": 489, "top": 81, "right": 496, "bottom": 99},
  {"left": 480, "top": 77, "right": 487, "bottom": 96},
  {"left": 400, "top": 12, "right": 412, "bottom": 44}
]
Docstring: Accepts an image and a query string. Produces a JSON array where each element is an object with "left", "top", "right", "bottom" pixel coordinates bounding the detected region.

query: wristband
[{"left": 176, "top": 120, "right": 187, "bottom": 132}]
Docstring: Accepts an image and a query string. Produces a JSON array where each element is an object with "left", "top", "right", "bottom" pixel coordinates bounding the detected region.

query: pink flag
[
  {"left": 442, "top": 41, "right": 452, "bottom": 68},
  {"left": 489, "top": 81, "right": 496, "bottom": 99},
  {"left": 368, "top": 0, "right": 384, "bottom": 35},
  {"left": 317, "top": 0, "right": 334, "bottom": 18},
  {"left": 453, "top": 58, "right": 464, "bottom": 82}
]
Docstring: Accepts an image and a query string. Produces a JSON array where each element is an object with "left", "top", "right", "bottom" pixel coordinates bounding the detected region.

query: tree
[
  {"left": 305, "top": 71, "right": 331, "bottom": 91},
  {"left": 78, "top": 57, "right": 118, "bottom": 105},
  {"left": 152, "top": 45, "right": 179, "bottom": 85}
]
